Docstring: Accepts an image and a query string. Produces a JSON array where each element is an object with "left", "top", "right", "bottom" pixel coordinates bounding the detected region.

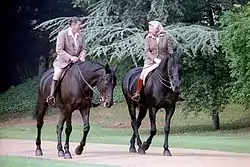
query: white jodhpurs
[
  {"left": 53, "top": 67, "right": 63, "bottom": 80},
  {"left": 140, "top": 63, "right": 160, "bottom": 85}
]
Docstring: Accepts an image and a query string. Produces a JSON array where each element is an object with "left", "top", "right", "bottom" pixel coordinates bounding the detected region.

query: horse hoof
[
  {"left": 75, "top": 145, "right": 84, "bottom": 155},
  {"left": 163, "top": 150, "right": 172, "bottom": 156},
  {"left": 138, "top": 148, "right": 146, "bottom": 155},
  {"left": 58, "top": 150, "right": 65, "bottom": 157},
  {"left": 142, "top": 142, "right": 150, "bottom": 151},
  {"left": 64, "top": 152, "right": 72, "bottom": 159},
  {"left": 129, "top": 147, "right": 137, "bottom": 153},
  {"left": 35, "top": 149, "right": 43, "bottom": 156}
]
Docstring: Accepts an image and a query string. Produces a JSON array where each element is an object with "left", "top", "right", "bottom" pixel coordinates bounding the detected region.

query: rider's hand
[
  {"left": 154, "top": 58, "right": 161, "bottom": 64},
  {"left": 79, "top": 56, "right": 85, "bottom": 62},
  {"left": 70, "top": 56, "right": 79, "bottom": 63}
]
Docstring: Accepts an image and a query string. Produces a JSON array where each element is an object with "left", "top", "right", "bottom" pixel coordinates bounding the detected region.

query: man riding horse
[
  {"left": 131, "top": 20, "right": 183, "bottom": 101},
  {"left": 46, "top": 17, "right": 86, "bottom": 105}
]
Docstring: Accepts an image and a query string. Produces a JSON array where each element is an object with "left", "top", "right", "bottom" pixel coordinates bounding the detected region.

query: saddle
[
  {"left": 144, "top": 69, "right": 156, "bottom": 84},
  {"left": 59, "top": 63, "right": 74, "bottom": 82},
  {"left": 54, "top": 63, "right": 74, "bottom": 92}
]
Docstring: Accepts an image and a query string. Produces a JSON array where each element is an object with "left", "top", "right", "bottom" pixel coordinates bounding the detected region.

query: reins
[{"left": 76, "top": 63, "right": 103, "bottom": 104}]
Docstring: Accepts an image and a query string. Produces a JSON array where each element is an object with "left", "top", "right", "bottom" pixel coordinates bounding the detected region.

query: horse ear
[{"left": 105, "top": 64, "right": 111, "bottom": 73}]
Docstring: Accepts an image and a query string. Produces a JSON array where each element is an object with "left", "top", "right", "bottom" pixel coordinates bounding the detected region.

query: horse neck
[
  {"left": 76, "top": 63, "right": 104, "bottom": 87},
  {"left": 156, "top": 58, "right": 169, "bottom": 79}
]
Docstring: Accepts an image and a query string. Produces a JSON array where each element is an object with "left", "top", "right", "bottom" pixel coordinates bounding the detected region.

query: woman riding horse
[{"left": 131, "top": 21, "right": 183, "bottom": 101}]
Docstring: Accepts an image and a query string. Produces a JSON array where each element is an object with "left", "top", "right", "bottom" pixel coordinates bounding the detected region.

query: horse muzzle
[
  {"left": 103, "top": 100, "right": 113, "bottom": 108},
  {"left": 100, "top": 96, "right": 113, "bottom": 108}
]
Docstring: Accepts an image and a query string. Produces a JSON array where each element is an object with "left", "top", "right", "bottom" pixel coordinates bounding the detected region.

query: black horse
[
  {"left": 33, "top": 61, "right": 117, "bottom": 159},
  {"left": 122, "top": 52, "right": 182, "bottom": 156}
]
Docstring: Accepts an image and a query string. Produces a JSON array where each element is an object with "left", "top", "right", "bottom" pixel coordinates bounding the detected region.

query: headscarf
[{"left": 148, "top": 20, "right": 164, "bottom": 37}]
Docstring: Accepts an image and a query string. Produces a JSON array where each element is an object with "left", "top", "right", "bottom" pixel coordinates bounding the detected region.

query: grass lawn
[{"left": 0, "top": 156, "right": 118, "bottom": 167}]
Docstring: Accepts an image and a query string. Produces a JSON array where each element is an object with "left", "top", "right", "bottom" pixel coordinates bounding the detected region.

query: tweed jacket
[{"left": 53, "top": 28, "right": 86, "bottom": 68}]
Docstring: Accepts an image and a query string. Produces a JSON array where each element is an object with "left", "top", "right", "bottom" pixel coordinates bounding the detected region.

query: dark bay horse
[
  {"left": 122, "top": 52, "right": 182, "bottom": 156},
  {"left": 34, "top": 61, "right": 117, "bottom": 159}
]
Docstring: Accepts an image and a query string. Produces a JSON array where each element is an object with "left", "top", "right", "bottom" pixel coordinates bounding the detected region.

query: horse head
[
  {"left": 158, "top": 52, "right": 182, "bottom": 93},
  {"left": 96, "top": 63, "right": 117, "bottom": 108}
]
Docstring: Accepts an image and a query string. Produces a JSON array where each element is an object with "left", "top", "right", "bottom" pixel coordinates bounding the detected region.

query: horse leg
[
  {"left": 141, "top": 107, "right": 157, "bottom": 153},
  {"left": 56, "top": 112, "right": 66, "bottom": 157},
  {"left": 136, "top": 106, "right": 148, "bottom": 154},
  {"left": 163, "top": 107, "right": 174, "bottom": 156},
  {"left": 128, "top": 104, "right": 137, "bottom": 153},
  {"left": 75, "top": 108, "right": 90, "bottom": 155},
  {"left": 129, "top": 106, "right": 147, "bottom": 153},
  {"left": 35, "top": 99, "right": 48, "bottom": 156},
  {"left": 63, "top": 110, "right": 73, "bottom": 159}
]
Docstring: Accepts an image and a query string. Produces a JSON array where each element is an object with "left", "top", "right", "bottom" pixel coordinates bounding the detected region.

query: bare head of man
[{"left": 69, "top": 17, "right": 82, "bottom": 34}]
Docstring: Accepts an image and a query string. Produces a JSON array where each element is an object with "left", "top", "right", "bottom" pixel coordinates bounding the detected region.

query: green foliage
[
  {"left": 0, "top": 78, "right": 39, "bottom": 116},
  {"left": 220, "top": 3, "right": 250, "bottom": 106},
  {"left": 181, "top": 51, "right": 231, "bottom": 114}
]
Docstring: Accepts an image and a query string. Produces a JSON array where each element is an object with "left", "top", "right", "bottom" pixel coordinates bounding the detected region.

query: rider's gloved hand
[
  {"left": 154, "top": 58, "right": 161, "bottom": 64},
  {"left": 70, "top": 56, "right": 79, "bottom": 63}
]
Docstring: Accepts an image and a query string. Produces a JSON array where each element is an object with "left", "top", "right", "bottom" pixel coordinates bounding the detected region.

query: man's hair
[{"left": 69, "top": 17, "right": 82, "bottom": 26}]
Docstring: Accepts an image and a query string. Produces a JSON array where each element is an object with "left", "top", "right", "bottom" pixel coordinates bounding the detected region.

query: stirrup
[
  {"left": 131, "top": 93, "right": 140, "bottom": 102},
  {"left": 46, "top": 95, "right": 55, "bottom": 105}
]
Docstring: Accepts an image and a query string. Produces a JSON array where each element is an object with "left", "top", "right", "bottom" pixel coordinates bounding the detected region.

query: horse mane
[{"left": 74, "top": 60, "right": 106, "bottom": 72}]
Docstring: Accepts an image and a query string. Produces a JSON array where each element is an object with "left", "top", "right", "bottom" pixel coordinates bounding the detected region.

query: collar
[
  {"left": 68, "top": 27, "right": 79, "bottom": 37},
  {"left": 148, "top": 32, "right": 165, "bottom": 39}
]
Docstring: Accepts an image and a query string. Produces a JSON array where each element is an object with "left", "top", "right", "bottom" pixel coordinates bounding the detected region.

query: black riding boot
[{"left": 46, "top": 80, "right": 58, "bottom": 105}]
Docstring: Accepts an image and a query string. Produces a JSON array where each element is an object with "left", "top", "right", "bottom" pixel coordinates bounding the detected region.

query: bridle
[
  {"left": 76, "top": 64, "right": 113, "bottom": 103},
  {"left": 157, "top": 60, "right": 179, "bottom": 91}
]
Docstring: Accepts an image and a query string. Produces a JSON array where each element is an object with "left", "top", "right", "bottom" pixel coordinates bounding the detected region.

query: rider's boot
[
  {"left": 131, "top": 79, "right": 143, "bottom": 102},
  {"left": 46, "top": 80, "right": 58, "bottom": 105}
]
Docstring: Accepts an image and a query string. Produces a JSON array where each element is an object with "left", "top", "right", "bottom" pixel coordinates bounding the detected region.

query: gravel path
[{"left": 1, "top": 139, "right": 250, "bottom": 167}]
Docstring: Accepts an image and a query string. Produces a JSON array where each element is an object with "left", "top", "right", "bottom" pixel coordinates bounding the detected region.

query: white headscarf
[
  {"left": 148, "top": 20, "right": 164, "bottom": 36},
  {"left": 148, "top": 21, "right": 164, "bottom": 44}
]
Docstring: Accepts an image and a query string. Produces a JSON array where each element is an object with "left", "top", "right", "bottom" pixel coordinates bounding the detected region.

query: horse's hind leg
[
  {"left": 163, "top": 107, "right": 175, "bottom": 156},
  {"left": 75, "top": 108, "right": 90, "bottom": 155},
  {"left": 141, "top": 107, "right": 157, "bottom": 153},
  {"left": 56, "top": 111, "right": 66, "bottom": 157},
  {"left": 135, "top": 106, "right": 147, "bottom": 154},
  {"left": 35, "top": 97, "right": 48, "bottom": 156},
  {"left": 128, "top": 104, "right": 147, "bottom": 154},
  {"left": 128, "top": 104, "right": 138, "bottom": 153}
]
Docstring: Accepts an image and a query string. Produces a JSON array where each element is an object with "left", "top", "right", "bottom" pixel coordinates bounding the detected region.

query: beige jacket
[
  {"left": 53, "top": 28, "right": 86, "bottom": 68},
  {"left": 144, "top": 32, "right": 173, "bottom": 65}
]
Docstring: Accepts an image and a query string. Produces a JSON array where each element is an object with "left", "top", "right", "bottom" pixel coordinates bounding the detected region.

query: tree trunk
[
  {"left": 212, "top": 112, "right": 220, "bottom": 130},
  {"left": 208, "top": 9, "right": 215, "bottom": 26}
]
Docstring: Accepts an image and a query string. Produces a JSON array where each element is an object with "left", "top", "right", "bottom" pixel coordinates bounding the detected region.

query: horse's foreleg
[
  {"left": 141, "top": 107, "right": 157, "bottom": 153},
  {"left": 56, "top": 112, "right": 66, "bottom": 157},
  {"left": 75, "top": 108, "right": 90, "bottom": 155},
  {"left": 163, "top": 107, "right": 174, "bottom": 156},
  {"left": 63, "top": 111, "right": 73, "bottom": 159},
  {"left": 35, "top": 99, "right": 48, "bottom": 156}
]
